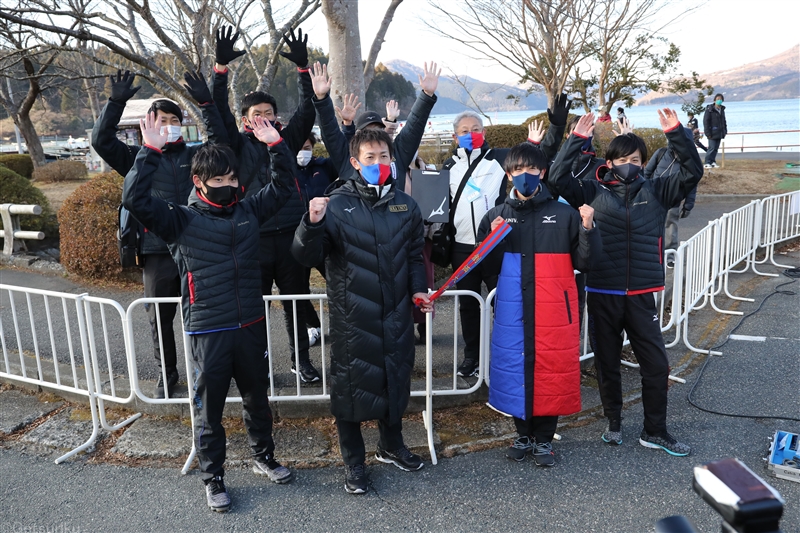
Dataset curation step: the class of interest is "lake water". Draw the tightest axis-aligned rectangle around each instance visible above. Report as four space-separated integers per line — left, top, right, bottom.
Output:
425 98 800 152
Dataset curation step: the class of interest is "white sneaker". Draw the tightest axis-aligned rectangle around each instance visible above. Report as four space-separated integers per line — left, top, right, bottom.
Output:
703 164 711 169
307 327 321 346
711 162 718 168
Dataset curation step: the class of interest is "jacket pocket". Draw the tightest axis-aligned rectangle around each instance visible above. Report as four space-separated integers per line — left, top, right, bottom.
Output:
188 272 196 304
564 290 572 324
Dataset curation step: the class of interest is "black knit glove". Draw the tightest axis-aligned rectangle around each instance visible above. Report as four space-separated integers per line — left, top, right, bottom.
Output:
108 70 141 103
548 93 571 127
183 71 212 104
680 207 691 219
278 28 308 68
215 25 246 66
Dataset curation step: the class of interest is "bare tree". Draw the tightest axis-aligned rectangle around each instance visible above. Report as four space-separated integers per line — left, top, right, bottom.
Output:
322 0 404 108
426 0 597 109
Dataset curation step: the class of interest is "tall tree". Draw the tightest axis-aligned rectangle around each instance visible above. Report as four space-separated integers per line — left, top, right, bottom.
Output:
322 0 404 107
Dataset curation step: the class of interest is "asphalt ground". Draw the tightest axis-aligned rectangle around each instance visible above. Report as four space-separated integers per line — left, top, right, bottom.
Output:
1 194 799 532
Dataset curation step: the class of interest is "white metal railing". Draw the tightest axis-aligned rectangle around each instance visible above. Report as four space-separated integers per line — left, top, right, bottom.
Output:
758 191 800 270
1 204 45 256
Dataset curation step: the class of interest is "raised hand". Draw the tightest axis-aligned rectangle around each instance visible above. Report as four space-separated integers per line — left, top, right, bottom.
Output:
419 61 441 96
574 113 595 138
279 27 309 68
547 93 571 127
385 100 400 122
215 25 246 66
335 93 361 125
139 111 168 150
578 204 594 229
612 117 635 136
527 120 545 143
109 69 141 103
251 116 280 145
657 108 680 131
310 62 332 100
309 197 329 224
182 71 211 104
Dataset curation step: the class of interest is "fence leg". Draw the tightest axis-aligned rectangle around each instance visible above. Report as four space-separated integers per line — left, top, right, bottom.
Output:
182 331 197 475
423 311 437 466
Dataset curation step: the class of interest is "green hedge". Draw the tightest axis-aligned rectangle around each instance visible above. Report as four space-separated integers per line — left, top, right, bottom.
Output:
0 166 55 233
0 154 34 179
58 171 124 279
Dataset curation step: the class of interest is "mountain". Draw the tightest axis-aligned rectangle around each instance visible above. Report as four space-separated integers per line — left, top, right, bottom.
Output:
384 59 549 114
637 45 800 105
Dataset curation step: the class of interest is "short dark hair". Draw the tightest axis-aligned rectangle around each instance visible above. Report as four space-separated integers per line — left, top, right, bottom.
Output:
714 93 724 102
349 128 394 160
503 142 548 174
241 91 278 117
148 99 183 123
617 107 625 113
191 143 238 183
307 131 317 147
605 133 648 163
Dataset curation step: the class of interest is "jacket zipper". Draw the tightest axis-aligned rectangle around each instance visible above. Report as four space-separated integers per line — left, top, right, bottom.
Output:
229 219 242 326
625 184 631 291
168 152 180 201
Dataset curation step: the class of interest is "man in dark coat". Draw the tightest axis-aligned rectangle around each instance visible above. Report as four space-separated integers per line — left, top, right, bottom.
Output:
702 93 727 168
292 62 436 495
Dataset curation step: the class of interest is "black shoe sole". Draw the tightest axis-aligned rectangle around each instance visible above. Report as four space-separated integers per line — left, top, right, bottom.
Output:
290 367 321 383
506 453 528 462
375 453 424 472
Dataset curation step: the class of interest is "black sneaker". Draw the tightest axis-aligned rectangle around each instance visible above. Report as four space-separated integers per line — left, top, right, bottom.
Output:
639 430 691 456
253 455 293 484
601 418 623 445
155 369 179 399
204 476 231 513
506 435 533 462
532 440 555 467
456 358 479 377
375 446 424 471
415 323 426 345
291 359 321 383
344 463 368 494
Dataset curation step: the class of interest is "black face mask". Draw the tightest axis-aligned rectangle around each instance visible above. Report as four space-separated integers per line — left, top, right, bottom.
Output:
201 185 238 206
611 163 640 183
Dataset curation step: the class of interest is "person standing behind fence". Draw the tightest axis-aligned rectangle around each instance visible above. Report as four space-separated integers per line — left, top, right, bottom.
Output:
443 95 570 379
644 126 703 267
550 109 702 457
91 70 227 399
123 113 296 513
702 93 727 168
478 142 600 467
292 62 435 495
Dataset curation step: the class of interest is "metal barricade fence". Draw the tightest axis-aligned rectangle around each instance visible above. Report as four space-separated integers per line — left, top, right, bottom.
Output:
710 200 760 314
0 284 140 463
759 190 800 269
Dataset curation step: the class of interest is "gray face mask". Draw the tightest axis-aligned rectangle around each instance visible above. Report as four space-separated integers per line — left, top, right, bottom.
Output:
160 125 182 143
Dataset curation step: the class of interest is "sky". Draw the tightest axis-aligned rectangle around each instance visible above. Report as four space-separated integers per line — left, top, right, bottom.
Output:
295 0 800 86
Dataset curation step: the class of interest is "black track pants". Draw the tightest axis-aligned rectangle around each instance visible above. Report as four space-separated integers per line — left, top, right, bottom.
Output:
143 253 180 371
190 324 274 481
513 415 559 444
336 418 404 466
587 291 669 435
452 243 498 361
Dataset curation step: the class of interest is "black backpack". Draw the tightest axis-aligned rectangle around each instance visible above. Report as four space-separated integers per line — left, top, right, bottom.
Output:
117 205 142 268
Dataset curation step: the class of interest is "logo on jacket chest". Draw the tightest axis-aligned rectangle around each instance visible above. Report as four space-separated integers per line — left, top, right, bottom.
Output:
542 215 557 224
237 220 250 227
505 218 518 224
389 204 408 212
632 201 648 206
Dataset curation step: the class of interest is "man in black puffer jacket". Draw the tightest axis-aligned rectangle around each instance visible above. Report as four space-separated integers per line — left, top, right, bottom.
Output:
91 70 227 399
702 93 727 168
292 66 434 495
551 109 702 458
123 114 296 512
210 26 320 382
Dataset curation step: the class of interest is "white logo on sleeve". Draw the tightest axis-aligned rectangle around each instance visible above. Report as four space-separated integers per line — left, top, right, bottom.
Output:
653 314 659 322
542 215 557 224
344 207 356 213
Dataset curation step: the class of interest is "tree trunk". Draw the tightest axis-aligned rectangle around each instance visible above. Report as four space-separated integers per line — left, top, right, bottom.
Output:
15 112 46 168
322 0 365 109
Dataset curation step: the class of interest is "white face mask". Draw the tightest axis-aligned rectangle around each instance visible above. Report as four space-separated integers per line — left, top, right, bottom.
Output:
160 125 182 143
296 150 312 167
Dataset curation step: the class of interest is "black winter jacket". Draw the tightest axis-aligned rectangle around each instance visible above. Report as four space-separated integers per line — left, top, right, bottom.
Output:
122 140 295 334
211 68 315 236
298 156 338 200
291 179 427 424
550 125 702 294
314 90 437 192
702 103 727 140
91 98 226 255
644 127 702 212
